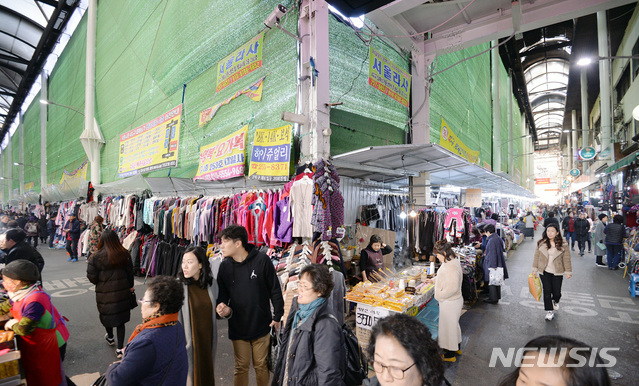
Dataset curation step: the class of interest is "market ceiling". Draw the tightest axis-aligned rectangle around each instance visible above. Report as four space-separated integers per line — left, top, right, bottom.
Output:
334 0 637 151
0 0 78 145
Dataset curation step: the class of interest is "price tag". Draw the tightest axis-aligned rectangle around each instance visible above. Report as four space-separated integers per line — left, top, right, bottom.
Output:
356 304 390 330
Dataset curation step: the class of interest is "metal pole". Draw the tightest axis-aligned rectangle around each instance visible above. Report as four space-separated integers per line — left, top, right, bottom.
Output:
567 116 573 171
85 0 99 183
598 11 613 162
7 134 11 201
40 72 47 191
571 110 578 171
18 114 23 197
507 71 513 176
491 40 501 173
410 37 432 206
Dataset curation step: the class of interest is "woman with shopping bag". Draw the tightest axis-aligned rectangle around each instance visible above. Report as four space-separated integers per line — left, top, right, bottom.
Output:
483 224 509 304
531 223 572 321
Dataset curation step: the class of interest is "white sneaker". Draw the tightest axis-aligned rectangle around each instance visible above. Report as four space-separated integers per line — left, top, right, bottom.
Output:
545 311 554 321
552 301 559 311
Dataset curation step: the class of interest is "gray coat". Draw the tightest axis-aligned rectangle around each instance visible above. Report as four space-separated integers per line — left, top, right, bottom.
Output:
594 221 607 256
178 281 218 386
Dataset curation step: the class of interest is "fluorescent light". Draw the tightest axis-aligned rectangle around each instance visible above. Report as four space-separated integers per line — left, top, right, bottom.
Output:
39 99 49 104
409 210 417 218
576 58 592 66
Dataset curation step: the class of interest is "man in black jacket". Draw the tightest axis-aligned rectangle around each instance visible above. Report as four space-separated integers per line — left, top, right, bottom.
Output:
574 212 591 256
543 212 560 229
64 214 81 262
216 225 284 386
0 228 44 279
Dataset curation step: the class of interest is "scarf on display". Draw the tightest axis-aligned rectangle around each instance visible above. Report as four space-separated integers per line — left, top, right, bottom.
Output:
8 284 39 303
128 312 179 344
291 297 326 330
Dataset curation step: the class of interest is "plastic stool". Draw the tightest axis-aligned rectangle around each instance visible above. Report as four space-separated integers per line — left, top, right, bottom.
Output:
629 274 639 297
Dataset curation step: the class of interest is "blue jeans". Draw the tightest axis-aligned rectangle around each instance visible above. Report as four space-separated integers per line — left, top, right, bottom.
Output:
606 244 623 269
564 231 575 248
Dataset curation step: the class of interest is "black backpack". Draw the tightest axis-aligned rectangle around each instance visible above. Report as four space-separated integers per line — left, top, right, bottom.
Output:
317 314 368 386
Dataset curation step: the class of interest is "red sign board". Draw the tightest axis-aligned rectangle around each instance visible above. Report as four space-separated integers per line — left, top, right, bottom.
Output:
535 178 551 184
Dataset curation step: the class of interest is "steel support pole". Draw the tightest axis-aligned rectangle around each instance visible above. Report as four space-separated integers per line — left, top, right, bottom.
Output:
491 41 501 173
40 72 47 191
507 71 513 176
598 11 613 162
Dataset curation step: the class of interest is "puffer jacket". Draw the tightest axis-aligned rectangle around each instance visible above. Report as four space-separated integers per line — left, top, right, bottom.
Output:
532 239 572 276
574 218 590 237
604 223 625 245
87 249 134 328
272 298 345 386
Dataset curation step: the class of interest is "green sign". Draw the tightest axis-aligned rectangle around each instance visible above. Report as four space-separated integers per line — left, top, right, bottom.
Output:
580 147 596 161
569 168 581 177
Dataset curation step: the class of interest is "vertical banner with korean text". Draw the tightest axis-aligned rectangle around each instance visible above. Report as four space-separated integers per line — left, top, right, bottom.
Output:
118 105 181 178
216 33 263 93
248 125 292 181
368 47 411 107
195 126 247 181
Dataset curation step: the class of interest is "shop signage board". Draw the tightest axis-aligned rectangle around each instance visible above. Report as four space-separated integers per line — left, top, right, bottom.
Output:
24 182 34 191
598 148 611 160
356 304 390 330
199 76 265 127
545 189 560 191
465 188 482 207
569 168 581 177
195 126 247 181
118 105 181 178
248 124 292 181
580 147 596 161
216 33 263 93
61 159 89 187
500 198 509 208
439 118 480 164
368 47 411 107
535 178 551 184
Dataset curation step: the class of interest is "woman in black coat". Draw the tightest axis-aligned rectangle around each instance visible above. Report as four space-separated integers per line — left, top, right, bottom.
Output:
87 229 134 359
272 264 345 386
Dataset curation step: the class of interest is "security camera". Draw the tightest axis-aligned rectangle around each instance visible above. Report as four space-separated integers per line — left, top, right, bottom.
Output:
264 4 287 29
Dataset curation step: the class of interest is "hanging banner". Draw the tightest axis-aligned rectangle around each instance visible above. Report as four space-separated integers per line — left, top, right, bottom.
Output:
60 159 88 189
24 182 34 192
465 188 482 207
195 126 247 181
439 118 480 164
535 178 551 184
248 124 292 181
118 105 182 178
368 47 411 107
199 76 266 127
217 33 263 93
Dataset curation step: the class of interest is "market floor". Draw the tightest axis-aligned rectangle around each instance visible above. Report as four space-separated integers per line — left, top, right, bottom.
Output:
447 228 639 386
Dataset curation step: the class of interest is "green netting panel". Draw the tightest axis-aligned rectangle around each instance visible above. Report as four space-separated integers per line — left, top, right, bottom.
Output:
21 101 41 193
10 134 18 192
329 15 409 155
429 43 492 168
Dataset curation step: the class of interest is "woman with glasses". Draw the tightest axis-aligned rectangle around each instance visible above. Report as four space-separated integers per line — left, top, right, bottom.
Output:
365 313 445 386
271 264 345 385
105 275 188 385
178 246 218 386
87 229 134 359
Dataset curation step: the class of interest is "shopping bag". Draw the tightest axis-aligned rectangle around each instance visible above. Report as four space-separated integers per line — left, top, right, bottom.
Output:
597 242 607 251
488 267 504 286
267 326 281 373
528 274 542 301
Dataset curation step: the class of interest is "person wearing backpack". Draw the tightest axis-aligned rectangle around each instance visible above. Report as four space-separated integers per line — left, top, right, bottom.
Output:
25 217 40 248
272 264 345 385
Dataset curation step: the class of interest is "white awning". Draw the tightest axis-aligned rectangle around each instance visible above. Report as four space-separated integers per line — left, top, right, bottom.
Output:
332 144 536 198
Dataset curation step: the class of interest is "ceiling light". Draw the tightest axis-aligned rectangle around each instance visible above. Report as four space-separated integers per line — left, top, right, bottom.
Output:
576 58 592 66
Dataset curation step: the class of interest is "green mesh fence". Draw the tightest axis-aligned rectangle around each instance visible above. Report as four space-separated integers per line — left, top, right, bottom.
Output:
13 0 529 194
21 101 41 193
329 15 410 155
10 133 18 193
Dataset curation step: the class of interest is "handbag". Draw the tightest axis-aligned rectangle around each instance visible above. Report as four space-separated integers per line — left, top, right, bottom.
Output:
267 326 281 373
488 267 504 286
528 274 542 301
129 290 138 310
92 375 108 386
597 242 607 251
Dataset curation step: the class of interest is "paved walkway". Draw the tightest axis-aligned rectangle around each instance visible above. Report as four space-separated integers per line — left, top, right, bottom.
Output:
448 228 639 385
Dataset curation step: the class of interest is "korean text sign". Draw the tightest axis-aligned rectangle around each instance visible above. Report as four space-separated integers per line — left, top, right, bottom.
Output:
439 117 480 164
216 33 263 93
248 125 292 181
195 126 248 181
118 105 181 178
368 47 411 107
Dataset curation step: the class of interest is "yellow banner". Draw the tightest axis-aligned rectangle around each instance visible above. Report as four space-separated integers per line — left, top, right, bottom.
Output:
439 118 479 164
199 76 265 127
60 159 88 189
195 126 247 181
217 33 263 93
118 105 182 178
24 182 34 191
248 125 292 181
